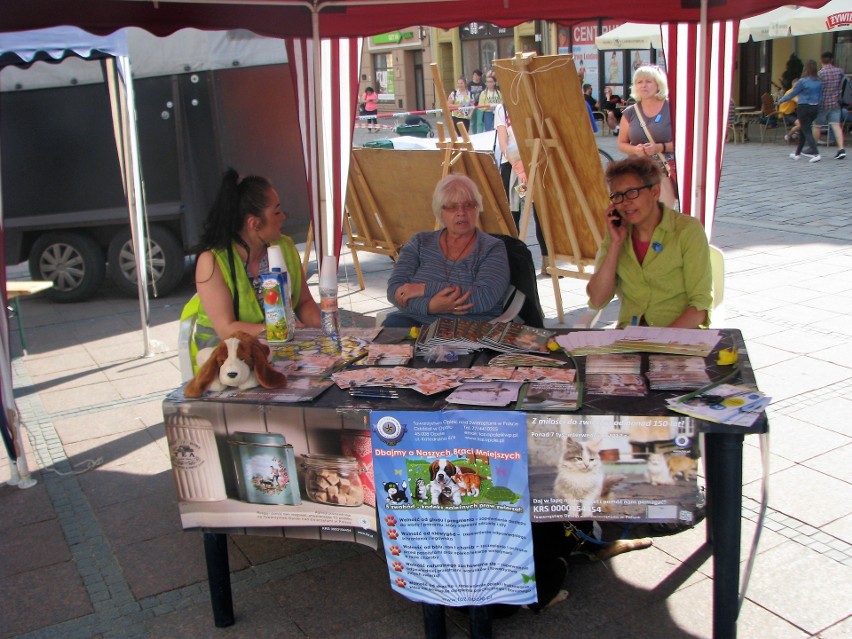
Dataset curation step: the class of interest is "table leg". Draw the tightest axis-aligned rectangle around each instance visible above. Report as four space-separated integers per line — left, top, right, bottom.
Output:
421 604 492 639
704 433 744 639
203 532 235 628
468 605 492 639
422 603 446 639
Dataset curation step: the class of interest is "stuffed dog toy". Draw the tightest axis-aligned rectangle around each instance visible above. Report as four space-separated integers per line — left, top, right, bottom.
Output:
184 331 286 398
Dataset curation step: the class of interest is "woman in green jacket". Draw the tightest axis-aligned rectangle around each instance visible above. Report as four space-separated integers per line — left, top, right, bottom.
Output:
194 169 321 346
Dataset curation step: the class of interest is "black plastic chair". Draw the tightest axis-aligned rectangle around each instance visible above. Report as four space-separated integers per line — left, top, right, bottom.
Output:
489 234 545 328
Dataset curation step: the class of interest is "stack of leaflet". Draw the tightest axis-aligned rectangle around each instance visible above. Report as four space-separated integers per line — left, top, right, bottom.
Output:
586 354 641 374
414 318 493 356
666 384 771 427
646 355 711 390
357 343 414 366
584 353 647 396
557 326 722 357
480 322 556 353
488 353 566 368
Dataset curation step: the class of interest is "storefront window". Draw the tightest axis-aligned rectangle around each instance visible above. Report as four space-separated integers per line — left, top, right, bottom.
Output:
373 53 394 101
460 23 513 78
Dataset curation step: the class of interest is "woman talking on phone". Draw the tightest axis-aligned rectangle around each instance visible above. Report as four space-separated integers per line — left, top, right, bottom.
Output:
586 156 712 329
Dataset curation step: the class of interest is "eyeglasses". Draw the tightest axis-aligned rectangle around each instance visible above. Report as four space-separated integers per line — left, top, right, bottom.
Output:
442 201 478 212
608 183 657 204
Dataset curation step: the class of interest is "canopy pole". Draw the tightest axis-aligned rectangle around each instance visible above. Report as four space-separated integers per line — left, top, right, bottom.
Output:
107 56 153 357
312 3 332 266
693 0 709 224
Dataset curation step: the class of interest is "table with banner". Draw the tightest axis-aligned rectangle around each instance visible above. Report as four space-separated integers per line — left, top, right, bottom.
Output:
162 328 766 639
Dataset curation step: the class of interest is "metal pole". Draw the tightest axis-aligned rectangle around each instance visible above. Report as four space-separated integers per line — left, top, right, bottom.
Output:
116 55 154 357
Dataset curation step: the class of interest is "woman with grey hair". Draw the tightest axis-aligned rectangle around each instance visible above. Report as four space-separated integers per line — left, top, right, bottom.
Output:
384 174 510 328
617 65 678 209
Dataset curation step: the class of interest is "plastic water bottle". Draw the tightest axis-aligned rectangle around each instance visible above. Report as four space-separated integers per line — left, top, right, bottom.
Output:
319 257 341 348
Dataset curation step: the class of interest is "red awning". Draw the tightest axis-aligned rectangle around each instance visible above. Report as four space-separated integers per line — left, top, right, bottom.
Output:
0 0 830 38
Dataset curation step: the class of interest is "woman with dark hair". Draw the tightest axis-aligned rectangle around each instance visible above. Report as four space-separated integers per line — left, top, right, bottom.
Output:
778 60 823 162
193 169 320 347
587 156 712 329
360 86 379 132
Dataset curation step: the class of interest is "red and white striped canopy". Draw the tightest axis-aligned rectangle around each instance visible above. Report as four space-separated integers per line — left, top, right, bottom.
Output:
666 20 739 236
286 37 362 265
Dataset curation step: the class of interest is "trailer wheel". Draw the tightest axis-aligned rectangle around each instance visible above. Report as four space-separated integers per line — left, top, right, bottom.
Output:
107 226 186 297
28 232 106 303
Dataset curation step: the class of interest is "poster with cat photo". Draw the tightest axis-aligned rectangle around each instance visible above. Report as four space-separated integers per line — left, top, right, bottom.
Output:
527 414 700 524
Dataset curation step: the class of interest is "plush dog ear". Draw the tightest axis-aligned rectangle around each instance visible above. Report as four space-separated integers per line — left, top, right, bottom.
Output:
249 337 287 389
184 341 226 398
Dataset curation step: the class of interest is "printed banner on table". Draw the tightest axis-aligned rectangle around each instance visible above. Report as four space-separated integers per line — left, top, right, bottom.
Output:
163 395 379 549
371 410 536 607
527 414 700 524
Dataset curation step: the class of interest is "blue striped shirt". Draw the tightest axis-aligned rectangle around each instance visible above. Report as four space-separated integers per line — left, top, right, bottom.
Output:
387 230 510 325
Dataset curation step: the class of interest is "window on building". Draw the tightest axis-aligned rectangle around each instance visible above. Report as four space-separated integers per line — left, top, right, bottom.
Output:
373 53 394 100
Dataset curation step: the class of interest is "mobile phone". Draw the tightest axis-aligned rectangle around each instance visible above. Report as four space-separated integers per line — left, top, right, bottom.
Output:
610 209 622 227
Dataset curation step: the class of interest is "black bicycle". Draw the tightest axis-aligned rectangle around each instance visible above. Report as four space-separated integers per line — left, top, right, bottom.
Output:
598 147 614 174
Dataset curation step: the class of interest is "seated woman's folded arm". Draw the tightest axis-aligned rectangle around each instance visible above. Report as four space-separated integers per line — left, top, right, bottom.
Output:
464 237 510 313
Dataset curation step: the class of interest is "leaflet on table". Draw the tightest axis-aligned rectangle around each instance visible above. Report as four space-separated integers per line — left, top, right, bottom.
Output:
527 414 700 524
332 365 577 395
371 410 536 607
163 393 379 549
665 384 770 427
557 326 721 357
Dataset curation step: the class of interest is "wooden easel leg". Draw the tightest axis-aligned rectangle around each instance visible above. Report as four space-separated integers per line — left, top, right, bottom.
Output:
344 211 366 290
553 278 566 324
350 244 365 291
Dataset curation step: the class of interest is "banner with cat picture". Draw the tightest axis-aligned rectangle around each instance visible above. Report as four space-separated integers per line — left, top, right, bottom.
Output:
371 410 536 607
527 414 700 524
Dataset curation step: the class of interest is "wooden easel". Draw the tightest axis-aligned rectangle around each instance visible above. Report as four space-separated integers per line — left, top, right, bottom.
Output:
492 53 609 323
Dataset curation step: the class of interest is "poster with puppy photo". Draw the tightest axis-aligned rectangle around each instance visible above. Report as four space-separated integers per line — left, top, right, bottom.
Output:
527 414 700 524
371 410 536 607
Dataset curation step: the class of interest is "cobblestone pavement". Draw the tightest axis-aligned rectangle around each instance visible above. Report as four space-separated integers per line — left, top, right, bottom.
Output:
2 128 850 639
